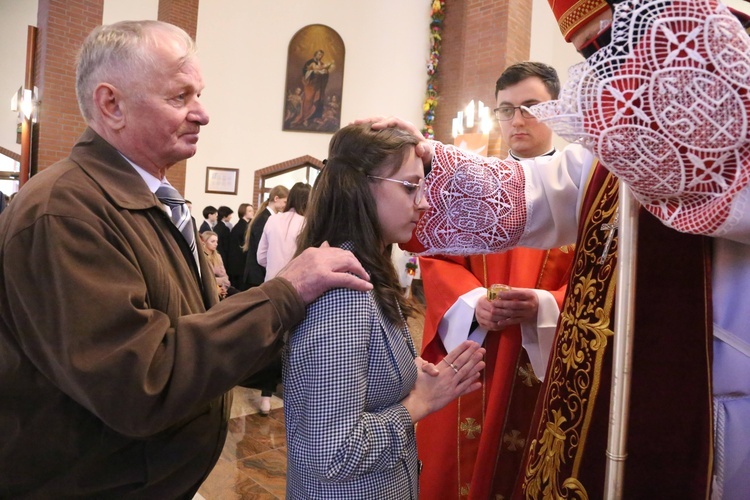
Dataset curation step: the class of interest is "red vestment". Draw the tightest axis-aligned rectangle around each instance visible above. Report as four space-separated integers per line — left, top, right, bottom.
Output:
516 164 713 499
417 248 574 499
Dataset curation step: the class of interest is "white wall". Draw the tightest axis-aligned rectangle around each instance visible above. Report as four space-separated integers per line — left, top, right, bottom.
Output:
0 0 38 156
102 0 158 25
188 0 430 216
724 0 750 14
530 0 582 87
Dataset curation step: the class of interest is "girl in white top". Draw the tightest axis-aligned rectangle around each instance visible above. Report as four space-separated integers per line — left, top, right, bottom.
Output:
257 182 311 280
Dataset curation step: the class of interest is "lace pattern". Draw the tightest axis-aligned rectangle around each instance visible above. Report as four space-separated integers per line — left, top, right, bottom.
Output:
415 142 527 255
531 0 750 236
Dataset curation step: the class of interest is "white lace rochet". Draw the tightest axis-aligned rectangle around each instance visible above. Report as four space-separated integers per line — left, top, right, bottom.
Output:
531 0 750 236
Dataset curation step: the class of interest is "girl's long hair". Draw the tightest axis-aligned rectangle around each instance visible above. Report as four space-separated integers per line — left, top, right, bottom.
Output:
243 184 289 252
296 123 419 326
199 230 221 268
284 182 311 216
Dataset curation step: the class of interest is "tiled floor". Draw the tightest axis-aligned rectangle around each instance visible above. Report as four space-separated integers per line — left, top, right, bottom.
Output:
196 298 425 499
195 387 288 499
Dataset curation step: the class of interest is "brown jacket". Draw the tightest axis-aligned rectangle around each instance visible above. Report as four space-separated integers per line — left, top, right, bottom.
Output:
0 128 305 498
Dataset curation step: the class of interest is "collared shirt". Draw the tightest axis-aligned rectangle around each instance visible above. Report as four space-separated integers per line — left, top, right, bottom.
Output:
120 153 162 194
119 153 200 277
508 147 556 161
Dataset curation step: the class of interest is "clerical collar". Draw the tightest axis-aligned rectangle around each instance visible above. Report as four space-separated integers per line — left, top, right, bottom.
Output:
508 147 556 161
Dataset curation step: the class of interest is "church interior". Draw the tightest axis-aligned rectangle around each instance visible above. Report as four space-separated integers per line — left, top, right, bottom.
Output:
2 0 749 498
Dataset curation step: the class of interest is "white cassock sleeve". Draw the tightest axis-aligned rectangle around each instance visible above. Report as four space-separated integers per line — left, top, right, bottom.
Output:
519 289 559 382
437 286 560 381
437 287 487 353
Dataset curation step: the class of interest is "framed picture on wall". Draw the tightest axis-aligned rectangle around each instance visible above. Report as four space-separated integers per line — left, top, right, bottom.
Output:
205 167 239 195
282 24 345 133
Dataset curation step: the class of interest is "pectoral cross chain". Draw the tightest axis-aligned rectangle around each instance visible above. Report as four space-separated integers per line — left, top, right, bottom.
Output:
598 209 619 264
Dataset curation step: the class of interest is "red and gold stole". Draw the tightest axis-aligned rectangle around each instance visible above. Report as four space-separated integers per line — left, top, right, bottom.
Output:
516 161 713 499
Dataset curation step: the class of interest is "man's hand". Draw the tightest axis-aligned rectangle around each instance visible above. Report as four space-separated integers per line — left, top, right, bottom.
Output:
475 288 539 330
277 242 372 304
352 116 433 165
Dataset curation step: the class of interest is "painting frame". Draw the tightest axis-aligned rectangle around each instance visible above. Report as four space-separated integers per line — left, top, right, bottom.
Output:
282 24 345 134
205 167 239 195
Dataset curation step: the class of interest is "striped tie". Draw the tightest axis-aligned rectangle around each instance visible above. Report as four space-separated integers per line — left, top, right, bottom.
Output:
155 182 200 269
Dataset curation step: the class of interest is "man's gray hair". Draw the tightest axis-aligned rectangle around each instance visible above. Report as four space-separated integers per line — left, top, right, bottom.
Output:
76 20 196 122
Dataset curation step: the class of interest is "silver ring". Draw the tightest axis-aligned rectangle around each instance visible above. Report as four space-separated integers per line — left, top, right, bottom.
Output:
442 358 460 373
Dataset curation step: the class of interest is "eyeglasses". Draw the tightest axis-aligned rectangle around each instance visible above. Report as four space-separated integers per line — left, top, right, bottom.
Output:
493 105 536 121
367 175 425 205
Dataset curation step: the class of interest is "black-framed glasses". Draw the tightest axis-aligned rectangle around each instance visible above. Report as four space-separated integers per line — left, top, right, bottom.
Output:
493 105 536 121
367 175 425 205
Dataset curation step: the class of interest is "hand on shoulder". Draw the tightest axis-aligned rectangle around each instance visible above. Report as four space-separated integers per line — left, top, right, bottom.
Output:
276 241 372 304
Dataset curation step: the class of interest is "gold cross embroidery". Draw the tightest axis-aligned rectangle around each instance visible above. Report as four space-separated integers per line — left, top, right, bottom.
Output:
599 208 619 264
503 429 526 451
459 417 481 439
518 362 539 387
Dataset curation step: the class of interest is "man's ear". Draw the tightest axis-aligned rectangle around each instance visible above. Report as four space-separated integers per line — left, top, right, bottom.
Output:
93 83 125 130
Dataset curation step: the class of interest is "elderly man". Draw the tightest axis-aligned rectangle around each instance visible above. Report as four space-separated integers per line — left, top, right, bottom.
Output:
0 20 370 498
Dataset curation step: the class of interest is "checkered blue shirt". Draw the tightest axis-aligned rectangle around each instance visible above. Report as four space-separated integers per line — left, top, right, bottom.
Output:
284 271 419 499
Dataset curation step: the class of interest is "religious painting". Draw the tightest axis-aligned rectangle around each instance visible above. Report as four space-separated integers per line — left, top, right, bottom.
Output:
282 24 345 133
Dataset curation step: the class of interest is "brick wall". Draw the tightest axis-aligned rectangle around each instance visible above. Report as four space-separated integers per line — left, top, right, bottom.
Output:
435 0 532 158
34 0 102 172
158 0 199 39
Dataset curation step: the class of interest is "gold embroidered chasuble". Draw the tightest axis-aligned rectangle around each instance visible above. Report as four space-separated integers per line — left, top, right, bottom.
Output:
517 162 713 499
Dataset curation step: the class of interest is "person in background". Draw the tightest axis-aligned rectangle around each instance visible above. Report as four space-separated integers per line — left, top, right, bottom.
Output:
257 183 311 280
250 182 311 415
416 61 575 499
200 230 234 298
285 123 486 499
199 204 217 233
227 202 254 289
242 184 288 288
0 20 371 498
218 204 234 231
215 205 233 262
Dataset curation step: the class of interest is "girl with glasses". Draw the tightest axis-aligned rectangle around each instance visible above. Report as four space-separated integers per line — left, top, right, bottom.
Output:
284 123 486 499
